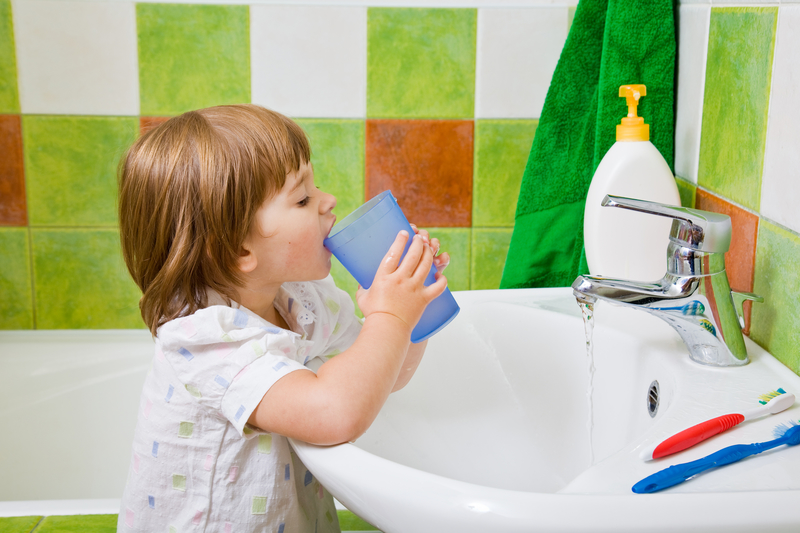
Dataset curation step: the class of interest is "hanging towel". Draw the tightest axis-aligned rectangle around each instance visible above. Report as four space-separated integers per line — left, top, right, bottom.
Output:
500 0 676 289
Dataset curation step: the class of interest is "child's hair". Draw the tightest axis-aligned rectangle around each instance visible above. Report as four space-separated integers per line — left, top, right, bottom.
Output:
118 104 311 335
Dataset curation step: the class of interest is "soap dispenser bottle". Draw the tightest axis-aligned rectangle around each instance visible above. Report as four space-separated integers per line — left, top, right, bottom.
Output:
583 84 681 281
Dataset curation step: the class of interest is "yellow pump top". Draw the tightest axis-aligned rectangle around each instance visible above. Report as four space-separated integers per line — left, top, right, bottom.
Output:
616 84 649 142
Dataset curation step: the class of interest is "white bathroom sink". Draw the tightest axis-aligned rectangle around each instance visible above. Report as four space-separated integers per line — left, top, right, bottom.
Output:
290 288 800 533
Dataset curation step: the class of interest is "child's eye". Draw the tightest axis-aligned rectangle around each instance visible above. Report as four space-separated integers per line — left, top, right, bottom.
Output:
297 196 310 207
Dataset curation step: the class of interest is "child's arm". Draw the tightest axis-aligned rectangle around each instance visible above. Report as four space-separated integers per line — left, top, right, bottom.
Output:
248 231 446 446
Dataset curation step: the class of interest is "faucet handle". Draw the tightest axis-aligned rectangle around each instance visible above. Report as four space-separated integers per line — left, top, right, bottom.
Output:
602 195 732 253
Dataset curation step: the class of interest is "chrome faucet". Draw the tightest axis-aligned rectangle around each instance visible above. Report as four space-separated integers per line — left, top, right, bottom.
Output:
572 195 763 367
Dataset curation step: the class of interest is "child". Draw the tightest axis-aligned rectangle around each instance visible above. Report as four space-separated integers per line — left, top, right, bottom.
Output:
116 104 449 533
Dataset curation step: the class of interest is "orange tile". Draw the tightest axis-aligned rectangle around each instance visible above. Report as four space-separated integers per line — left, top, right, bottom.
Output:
0 115 27 226
695 189 759 334
366 119 473 227
140 116 171 136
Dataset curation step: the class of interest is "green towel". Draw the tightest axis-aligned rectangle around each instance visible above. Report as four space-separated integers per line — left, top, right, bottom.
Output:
500 0 676 289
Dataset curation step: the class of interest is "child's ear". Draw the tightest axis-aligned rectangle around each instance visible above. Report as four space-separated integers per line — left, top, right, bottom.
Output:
237 243 258 273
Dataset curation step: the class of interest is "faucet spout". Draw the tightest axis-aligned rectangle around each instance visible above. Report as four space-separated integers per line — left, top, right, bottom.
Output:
573 195 761 367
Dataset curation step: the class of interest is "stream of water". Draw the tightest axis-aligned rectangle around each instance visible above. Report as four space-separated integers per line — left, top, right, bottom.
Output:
577 297 596 465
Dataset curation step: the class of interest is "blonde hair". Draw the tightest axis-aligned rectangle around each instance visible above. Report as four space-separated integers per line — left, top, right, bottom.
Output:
118 104 311 335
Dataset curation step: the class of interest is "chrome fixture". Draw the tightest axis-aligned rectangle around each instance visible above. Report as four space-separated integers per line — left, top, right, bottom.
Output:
572 195 763 367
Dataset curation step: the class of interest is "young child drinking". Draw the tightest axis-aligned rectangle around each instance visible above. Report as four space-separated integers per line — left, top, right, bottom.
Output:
116 104 449 533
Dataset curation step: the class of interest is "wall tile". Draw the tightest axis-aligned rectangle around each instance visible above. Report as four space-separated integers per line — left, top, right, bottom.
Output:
760 5 800 236
423 227 470 292
750 221 800 375
0 0 19 113
31 229 142 329
675 177 697 208
139 116 171 136
473 119 537 227
13 0 139 116
0 227 33 329
295 119 365 221
471 228 512 290
694 189 758 333
137 4 250 116
251 6 366 118
366 119 473 227
674 4 710 184
475 8 567 119
697 7 777 211
367 8 476 119
23 115 138 227
0 114 26 225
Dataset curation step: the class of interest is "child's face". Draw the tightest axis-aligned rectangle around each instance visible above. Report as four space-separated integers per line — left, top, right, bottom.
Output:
241 162 337 285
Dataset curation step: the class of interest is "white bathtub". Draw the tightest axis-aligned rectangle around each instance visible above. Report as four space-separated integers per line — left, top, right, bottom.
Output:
0 330 154 516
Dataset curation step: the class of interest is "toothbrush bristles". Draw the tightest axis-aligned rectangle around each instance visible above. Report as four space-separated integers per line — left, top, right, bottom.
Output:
758 388 787 405
773 419 800 438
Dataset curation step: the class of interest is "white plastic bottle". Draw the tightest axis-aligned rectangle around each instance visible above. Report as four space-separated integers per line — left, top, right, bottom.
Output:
583 84 681 282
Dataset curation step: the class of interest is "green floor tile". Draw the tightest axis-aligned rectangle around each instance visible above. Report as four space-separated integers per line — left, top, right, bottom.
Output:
697 7 777 212
367 8 476 118
473 120 538 227
31 229 143 329
0 0 19 113
338 509 378 531
0 515 42 533
31 514 116 533
23 116 138 227
471 228 513 290
423 227 470 292
295 119 365 220
0 228 34 329
750 221 800 376
137 3 250 116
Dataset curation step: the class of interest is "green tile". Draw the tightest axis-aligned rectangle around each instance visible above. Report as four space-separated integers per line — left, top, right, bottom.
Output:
137 4 250 116
675 177 696 208
31 229 142 329
473 120 537 227
23 116 138 227
0 0 19 113
471 228 512 291
750 221 800 376
0 228 33 329
423 227 470 292
367 8 476 118
295 119 365 220
337 509 377 531
697 7 777 212
32 514 116 533
0 515 41 533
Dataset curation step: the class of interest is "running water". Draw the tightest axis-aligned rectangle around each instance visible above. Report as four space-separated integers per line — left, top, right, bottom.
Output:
576 296 596 465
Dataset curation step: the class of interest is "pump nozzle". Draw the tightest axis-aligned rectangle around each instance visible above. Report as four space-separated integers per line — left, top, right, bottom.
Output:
617 84 649 142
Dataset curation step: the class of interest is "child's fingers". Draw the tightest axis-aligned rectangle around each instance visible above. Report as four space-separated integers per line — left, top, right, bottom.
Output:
378 231 410 274
424 272 448 300
411 240 435 283
397 233 425 276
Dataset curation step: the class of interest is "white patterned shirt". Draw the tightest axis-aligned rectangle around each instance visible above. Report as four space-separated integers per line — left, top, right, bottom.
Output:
118 276 362 533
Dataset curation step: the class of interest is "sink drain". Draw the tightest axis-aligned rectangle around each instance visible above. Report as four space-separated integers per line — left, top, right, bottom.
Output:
647 381 660 418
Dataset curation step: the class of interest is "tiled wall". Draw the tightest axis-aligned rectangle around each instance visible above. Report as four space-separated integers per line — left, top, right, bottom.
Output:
674 2 800 376
1 0 798 382
0 0 570 330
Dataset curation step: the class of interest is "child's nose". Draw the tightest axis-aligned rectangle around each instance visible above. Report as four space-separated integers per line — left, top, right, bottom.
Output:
321 191 337 213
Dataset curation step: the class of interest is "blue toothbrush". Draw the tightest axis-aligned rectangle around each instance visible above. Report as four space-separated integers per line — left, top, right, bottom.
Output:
633 420 800 494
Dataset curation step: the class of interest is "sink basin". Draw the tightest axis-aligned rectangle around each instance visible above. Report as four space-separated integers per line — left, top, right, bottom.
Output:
290 288 800 532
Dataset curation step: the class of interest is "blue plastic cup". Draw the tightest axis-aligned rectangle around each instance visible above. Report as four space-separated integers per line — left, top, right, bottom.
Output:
324 190 460 343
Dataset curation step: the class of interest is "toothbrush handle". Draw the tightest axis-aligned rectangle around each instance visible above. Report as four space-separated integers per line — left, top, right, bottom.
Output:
633 439 784 494
651 414 745 459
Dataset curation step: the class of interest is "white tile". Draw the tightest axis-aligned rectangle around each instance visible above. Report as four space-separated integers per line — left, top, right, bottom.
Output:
674 4 710 184
251 5 366 118
761 6 800 234
12 0 139 116
475 7 568 119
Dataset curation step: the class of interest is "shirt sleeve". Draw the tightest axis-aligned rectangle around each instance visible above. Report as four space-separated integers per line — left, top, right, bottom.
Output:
158 305 310 435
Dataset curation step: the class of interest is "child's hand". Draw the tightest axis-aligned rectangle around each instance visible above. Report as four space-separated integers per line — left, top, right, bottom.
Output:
356 230 447 332
410 223 450 274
